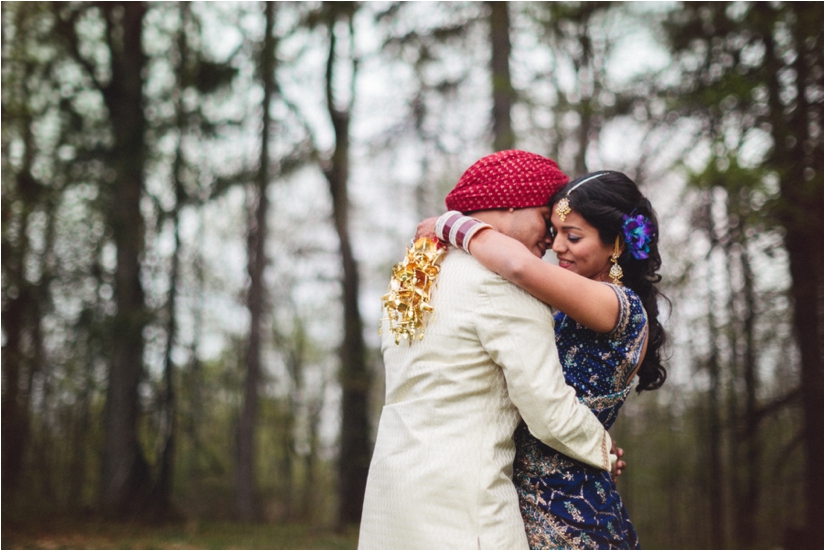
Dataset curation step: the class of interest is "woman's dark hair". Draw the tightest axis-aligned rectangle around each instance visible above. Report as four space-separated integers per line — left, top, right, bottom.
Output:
550 171 668 392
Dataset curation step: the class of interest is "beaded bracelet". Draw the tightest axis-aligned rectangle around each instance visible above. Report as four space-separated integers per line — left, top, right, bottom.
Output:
435 211 492 253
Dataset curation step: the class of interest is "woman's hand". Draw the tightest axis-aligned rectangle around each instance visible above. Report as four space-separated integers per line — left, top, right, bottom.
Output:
415 217 439 241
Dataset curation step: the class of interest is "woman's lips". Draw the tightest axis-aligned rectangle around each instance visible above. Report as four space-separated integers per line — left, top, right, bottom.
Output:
557 259 573 268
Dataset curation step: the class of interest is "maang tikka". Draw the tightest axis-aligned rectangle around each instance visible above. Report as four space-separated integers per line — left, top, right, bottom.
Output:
555 173 606 222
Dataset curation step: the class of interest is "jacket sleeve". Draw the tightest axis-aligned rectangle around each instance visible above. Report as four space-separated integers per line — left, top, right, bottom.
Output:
475 274 613 471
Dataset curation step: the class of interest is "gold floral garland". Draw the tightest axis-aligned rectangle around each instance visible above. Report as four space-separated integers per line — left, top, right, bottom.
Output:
380 237 445 345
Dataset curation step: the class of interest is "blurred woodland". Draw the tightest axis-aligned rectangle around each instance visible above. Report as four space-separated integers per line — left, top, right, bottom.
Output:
1 2 822 549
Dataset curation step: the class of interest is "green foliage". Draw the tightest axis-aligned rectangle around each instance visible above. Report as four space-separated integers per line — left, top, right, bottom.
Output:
612 385 806 549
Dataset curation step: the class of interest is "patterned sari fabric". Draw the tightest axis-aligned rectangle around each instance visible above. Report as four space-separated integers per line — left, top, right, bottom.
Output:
514 285 647 550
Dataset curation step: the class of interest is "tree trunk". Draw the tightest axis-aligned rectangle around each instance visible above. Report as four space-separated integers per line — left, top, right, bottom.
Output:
737 241 760 547
701 192 726 548
321 5 372 527
784 9 824 546
571 16 598 177
236 0 275 522
1 281 32 504
99 1 151 517
150 1 194 518
153 114 183 520
186 211 207 478
1 81 41 505
1 218 33 504
276 314 308 520
760 5 824 545
68 377 91 507
488 1 514 152
303 386 323 521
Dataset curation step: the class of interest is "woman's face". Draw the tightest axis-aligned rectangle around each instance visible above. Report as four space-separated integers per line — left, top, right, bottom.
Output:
549 206 615 282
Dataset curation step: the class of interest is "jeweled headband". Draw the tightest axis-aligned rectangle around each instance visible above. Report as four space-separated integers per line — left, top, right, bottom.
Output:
554 172 610 222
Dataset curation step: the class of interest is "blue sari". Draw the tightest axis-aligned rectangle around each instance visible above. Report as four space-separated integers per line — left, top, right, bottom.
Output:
514 284 646 549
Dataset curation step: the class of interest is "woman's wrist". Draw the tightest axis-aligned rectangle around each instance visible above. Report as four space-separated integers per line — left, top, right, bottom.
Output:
465 224 492 254
435 211 492 253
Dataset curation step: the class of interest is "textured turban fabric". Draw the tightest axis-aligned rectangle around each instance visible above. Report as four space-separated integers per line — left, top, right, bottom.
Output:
445 150 569 213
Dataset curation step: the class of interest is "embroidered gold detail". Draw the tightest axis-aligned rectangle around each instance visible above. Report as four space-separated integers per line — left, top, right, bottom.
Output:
601 431 610 471
581 386 632 412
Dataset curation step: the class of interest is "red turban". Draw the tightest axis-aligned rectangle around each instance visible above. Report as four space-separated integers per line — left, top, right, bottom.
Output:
445 150 569 213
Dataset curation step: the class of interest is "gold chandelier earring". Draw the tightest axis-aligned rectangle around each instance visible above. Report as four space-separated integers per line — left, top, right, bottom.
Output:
609 236 624 285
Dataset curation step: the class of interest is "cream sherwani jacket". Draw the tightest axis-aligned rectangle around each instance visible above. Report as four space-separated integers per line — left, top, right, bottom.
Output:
359 252 612 550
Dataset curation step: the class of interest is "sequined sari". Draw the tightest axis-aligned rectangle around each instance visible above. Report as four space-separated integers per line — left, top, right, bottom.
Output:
515 284 646 549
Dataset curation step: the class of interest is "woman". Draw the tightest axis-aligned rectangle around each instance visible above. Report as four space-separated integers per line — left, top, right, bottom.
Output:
421 170 667 549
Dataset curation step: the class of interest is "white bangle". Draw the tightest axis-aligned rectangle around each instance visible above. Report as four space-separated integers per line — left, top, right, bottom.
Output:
447 217 472 248
435 211 464 244
460 221 492 253
436 211 491 253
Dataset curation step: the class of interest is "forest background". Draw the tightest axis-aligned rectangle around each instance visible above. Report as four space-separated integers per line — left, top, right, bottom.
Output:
2 2 822 549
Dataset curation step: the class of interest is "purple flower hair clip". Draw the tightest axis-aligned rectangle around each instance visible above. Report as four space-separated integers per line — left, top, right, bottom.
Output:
622 213 655 260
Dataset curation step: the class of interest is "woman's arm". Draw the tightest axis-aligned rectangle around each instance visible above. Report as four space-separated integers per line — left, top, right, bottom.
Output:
415 215 620 332
468 229 620 333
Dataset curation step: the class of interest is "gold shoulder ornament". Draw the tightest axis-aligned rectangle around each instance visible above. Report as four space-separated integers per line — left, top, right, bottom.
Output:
380 237 445 345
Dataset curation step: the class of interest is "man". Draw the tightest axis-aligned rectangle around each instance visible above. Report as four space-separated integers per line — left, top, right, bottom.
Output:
359 150 616 549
